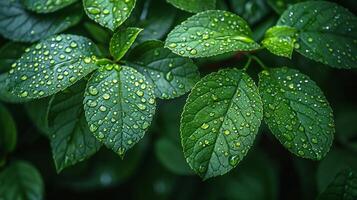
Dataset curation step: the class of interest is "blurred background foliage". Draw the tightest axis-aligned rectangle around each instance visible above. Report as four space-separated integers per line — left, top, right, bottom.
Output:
0 0 356 199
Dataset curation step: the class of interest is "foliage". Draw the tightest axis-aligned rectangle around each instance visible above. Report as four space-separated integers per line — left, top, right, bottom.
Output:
0 0 356 199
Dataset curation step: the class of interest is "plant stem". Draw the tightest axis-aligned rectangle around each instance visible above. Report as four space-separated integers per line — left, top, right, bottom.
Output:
249 55 268 70
243 56 252 71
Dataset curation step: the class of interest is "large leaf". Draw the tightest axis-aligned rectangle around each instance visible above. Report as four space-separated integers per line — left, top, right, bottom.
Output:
0 104 17 156
181 68 263 179
7 34 100 99
277 1 357 69
165 10 260 58
317 169 357 200
0 0 82 42
110 27 142 61
25 97 51 136
23 0 77 13
166 0 216 13
127 41 200 99
48 82 102 172
83 0 136 31
0 161 44 200
0 42 28 73
84 64 156 157
258 67 334 160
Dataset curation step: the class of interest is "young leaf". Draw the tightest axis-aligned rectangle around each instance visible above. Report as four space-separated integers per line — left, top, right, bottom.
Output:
127 41 200 99
180 69 263 179
0 104 17 156
83 64 156 157
165 10 260 58
110 27 143 61
23 0 77 13
83 0 136 31
166 0 216 13
0 0 82 42
48 82 102 172
262 26 298 58
7 34 100 99
258 67 335 160
317 169 357 200
277 1 357 69
0 161 44 200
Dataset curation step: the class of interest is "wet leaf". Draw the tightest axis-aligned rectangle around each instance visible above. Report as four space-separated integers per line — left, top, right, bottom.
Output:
110 27 142 61
83 0 136 31
48 82 102 172
23 0 77 13
258 67 335 160
166 0 216 13
127 41 200 99
262 26 298 58
8 34 100 99
0 0 82 42
0 161 44 200
165 10 260 58
83 64 156 157
181 69 263 179
277 1 357 69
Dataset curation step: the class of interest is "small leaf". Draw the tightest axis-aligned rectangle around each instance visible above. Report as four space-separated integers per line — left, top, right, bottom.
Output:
262 25 298 58
0 0 82 42
258 67 335 160
317 169 357 200
165 10 260 58
23 0 77 13
166 0 216 13
0 104 17 156
0 161 44 200
277 1 357 69
8 34 100 99
181 69 263 179
48 82 102 172
127 41 200 99
83 64 156 157
155 137 193 175
110 27 143 61
83 0 136 31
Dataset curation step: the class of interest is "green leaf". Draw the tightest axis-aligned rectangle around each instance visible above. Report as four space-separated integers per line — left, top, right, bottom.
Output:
258 67 335 160
110 27 142 61
166 0 216 13
165 10 260 58
23 0 77 13
180 69 263 179
277 1 357 69
0 161 44 200
262 26 298 58
0 0 82 42
0 104 17 156
317 169 357 200
84 22 111 44
8 34 100 99
83 64 156 157
83 0 136 31
155 137 193 175
127 41 200 99
48 82 102 172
